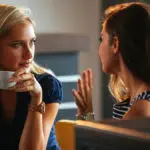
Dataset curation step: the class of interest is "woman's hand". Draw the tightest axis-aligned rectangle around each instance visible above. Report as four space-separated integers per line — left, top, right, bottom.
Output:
8 68 42 104
72 68 93 115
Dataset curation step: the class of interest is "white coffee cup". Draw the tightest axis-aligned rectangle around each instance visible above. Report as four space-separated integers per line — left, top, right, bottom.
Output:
0 71 16 89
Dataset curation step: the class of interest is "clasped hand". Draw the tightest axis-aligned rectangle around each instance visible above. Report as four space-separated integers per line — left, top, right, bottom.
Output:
8 68 42 103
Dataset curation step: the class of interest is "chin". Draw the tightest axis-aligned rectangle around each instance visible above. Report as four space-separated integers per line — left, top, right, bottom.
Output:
102 66 113 75
1 68 16 72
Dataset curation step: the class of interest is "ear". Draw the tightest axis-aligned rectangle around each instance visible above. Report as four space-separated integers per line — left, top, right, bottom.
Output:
111 36 119 54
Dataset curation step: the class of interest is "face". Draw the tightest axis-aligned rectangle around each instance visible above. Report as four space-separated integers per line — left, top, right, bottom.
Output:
0 21 36 71
99 28 119 74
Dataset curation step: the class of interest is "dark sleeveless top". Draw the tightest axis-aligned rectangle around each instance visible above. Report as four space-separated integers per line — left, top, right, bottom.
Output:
0 73 63 150
112 91 150 120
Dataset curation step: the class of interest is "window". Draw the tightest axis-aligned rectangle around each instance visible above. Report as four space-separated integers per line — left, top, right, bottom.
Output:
35 52 80 121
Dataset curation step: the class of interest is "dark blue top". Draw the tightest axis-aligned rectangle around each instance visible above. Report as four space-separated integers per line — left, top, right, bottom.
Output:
0 73 63 150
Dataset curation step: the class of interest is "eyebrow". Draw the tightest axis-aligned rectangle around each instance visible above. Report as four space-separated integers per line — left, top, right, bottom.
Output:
10 37 37 43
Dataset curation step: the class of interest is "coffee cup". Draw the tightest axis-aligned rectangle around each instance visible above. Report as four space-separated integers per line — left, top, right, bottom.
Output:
0 71 16 89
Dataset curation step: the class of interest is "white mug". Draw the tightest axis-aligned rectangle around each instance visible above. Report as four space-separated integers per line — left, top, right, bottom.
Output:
0 71 16 89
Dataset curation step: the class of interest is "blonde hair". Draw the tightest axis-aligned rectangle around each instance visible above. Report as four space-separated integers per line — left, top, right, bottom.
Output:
31 61 55 75
0 4 54 75
0 4 35 36
108 75 130 102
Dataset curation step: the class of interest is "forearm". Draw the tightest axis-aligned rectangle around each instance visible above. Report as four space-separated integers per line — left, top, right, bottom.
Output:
19 98 45 150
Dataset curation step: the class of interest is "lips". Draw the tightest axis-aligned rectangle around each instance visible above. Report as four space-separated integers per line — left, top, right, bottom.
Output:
20 62 31 68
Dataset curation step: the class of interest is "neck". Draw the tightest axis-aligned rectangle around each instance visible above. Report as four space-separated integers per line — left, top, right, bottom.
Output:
118 66 150 103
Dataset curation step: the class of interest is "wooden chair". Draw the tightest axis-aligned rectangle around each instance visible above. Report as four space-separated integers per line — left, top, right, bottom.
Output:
55 120 76 150
55 118 150 150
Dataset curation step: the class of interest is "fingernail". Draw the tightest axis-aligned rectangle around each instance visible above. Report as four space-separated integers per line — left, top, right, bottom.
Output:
8 78 13 82
25 68 30 73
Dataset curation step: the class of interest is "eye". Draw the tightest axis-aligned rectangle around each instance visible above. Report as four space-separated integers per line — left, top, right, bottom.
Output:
99 36 102 42
32 38 36 43
30 38 36 47
10 42 22 48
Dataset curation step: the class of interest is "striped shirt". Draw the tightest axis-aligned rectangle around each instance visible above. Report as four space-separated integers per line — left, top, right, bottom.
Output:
112 91 150 120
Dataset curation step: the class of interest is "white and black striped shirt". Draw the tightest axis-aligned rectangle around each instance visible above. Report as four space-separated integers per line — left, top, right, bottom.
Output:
112 91 150 120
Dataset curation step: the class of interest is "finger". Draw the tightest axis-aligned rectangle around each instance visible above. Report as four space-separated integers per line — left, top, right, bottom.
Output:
77 79 87 107
87 68 93 89
82 71 88 89
15 79 34 88
14 68 28 76
9 73 34 83
77 78 80 91
85 69 93 107
12 85 33 92
83 71 90 100
78 79 85 99
72 89 87 110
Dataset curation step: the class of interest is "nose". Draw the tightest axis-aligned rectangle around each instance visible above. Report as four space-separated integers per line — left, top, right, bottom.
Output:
98 44 101 57
23 47 33 60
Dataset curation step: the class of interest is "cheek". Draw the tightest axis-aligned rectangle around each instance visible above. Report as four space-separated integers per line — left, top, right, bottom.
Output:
4 51 23 65
98 44 102 57
32 48 35 57
98 43 105 61
0 54 20 70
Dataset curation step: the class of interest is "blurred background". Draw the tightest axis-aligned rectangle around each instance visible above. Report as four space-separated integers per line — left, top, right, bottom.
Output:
1 0 150 121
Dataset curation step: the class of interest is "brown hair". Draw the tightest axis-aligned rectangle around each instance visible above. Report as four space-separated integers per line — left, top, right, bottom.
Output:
104 2 150 101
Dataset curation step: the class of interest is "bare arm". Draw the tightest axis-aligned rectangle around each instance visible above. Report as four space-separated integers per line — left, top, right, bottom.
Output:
8 68 61 150
19 100 59 150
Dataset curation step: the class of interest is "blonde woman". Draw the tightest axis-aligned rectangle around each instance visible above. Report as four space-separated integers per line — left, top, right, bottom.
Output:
0 4 62 150
73 2 150 120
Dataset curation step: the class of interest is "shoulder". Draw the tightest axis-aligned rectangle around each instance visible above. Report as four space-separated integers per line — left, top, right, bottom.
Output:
124 100 150 119
34 73 63 104
34 73 60 83
34 73 62 88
